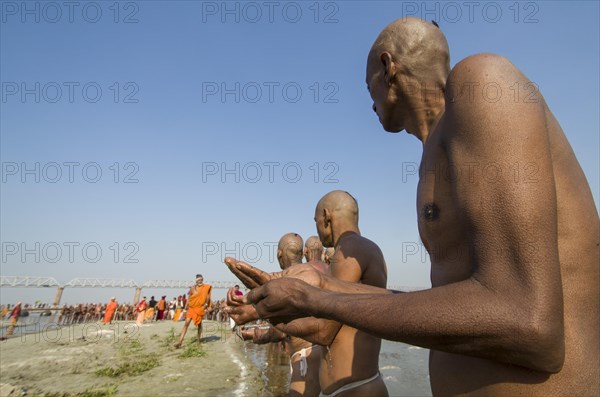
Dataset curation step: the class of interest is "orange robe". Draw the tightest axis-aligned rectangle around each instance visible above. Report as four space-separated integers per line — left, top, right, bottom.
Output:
145 307 155 320
103 301 118 324
173 307 182 322
186 284 212 326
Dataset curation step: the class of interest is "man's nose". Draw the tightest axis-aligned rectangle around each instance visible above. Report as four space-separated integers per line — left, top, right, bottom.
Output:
372 104 377 113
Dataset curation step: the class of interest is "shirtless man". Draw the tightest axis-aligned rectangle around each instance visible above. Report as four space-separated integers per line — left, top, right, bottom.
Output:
241 17 599 396
226 191 389 396
304 236 328 273
324 248 334 267
241 233 322 397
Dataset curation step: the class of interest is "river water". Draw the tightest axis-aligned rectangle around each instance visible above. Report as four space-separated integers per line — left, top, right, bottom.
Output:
243 338 432 397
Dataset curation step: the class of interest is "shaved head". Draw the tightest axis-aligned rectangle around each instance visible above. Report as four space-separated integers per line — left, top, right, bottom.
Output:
366 17 450 133
277 232 304 269
316 190 359 224
368 17 450 86
304 235 324 262
315 191 360 247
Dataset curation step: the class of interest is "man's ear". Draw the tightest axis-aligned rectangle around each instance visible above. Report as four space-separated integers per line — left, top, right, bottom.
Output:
277 249 282 260
380 52 396 86
324 208 332 226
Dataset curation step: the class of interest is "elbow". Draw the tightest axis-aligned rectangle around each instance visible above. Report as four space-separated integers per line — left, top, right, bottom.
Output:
521 318 565 373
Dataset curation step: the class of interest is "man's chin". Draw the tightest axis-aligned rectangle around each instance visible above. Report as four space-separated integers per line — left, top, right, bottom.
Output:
382 124 403 133
379 118 402 133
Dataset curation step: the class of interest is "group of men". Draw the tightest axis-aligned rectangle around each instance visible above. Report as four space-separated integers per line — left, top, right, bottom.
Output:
226 192 391 396
221 16 599 397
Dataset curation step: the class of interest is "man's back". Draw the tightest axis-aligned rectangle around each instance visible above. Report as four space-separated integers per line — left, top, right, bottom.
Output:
320 233 388 395
420 53 599 396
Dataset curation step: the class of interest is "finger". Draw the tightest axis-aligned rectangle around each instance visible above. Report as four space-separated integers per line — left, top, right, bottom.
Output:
224 257 258 288
235 261 272 286
226 288 244 306
245 285 267 305
254 328 274 344
232 294 245 304
224 257 237 269
224 257 259 289
240 329 255 341
226 305 259 325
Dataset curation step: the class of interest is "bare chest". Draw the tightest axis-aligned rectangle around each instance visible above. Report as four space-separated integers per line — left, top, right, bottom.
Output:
417 138 470 284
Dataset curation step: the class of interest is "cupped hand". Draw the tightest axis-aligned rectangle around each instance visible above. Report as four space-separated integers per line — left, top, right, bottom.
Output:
224 303 260 325
224 257 281 289
246 277 315 320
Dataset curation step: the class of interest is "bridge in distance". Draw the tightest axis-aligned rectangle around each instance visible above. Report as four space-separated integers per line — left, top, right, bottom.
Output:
0 276 422 305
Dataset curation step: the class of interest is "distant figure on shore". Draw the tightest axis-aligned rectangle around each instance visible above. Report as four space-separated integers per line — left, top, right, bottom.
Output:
103 297 118 325
173 296 183 322
146 296 157 322
168 297 176 320
135 297 147 326
4 302 22 338
174 274 212 348
229 285 244 330
156 296 167 320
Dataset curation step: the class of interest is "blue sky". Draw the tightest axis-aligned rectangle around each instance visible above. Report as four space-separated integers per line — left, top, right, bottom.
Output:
1 0 599 305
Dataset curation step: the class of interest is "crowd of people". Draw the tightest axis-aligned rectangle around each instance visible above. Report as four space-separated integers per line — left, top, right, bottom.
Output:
0 294 237 329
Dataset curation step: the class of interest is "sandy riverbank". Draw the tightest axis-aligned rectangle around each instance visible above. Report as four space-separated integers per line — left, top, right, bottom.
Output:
0 320 281 397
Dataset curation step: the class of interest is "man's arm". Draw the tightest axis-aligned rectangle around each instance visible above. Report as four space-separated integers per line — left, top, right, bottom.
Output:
241 325 287 344
250 55 565 373
274 243 389 345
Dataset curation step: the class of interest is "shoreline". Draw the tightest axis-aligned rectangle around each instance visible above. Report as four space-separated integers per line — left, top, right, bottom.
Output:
0 320 279 397
0 320 431 396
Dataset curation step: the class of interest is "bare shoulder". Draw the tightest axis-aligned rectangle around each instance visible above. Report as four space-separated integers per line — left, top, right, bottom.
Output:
443 53 547 145
340 234 382 256
447 52 532 92
338 234 385 270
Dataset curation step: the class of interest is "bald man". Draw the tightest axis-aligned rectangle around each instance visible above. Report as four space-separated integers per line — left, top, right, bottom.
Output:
304 236 328 273
226 192 389 396
323 248 334 267
310 191 388 397
244 17 599 396
241 233 323 397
